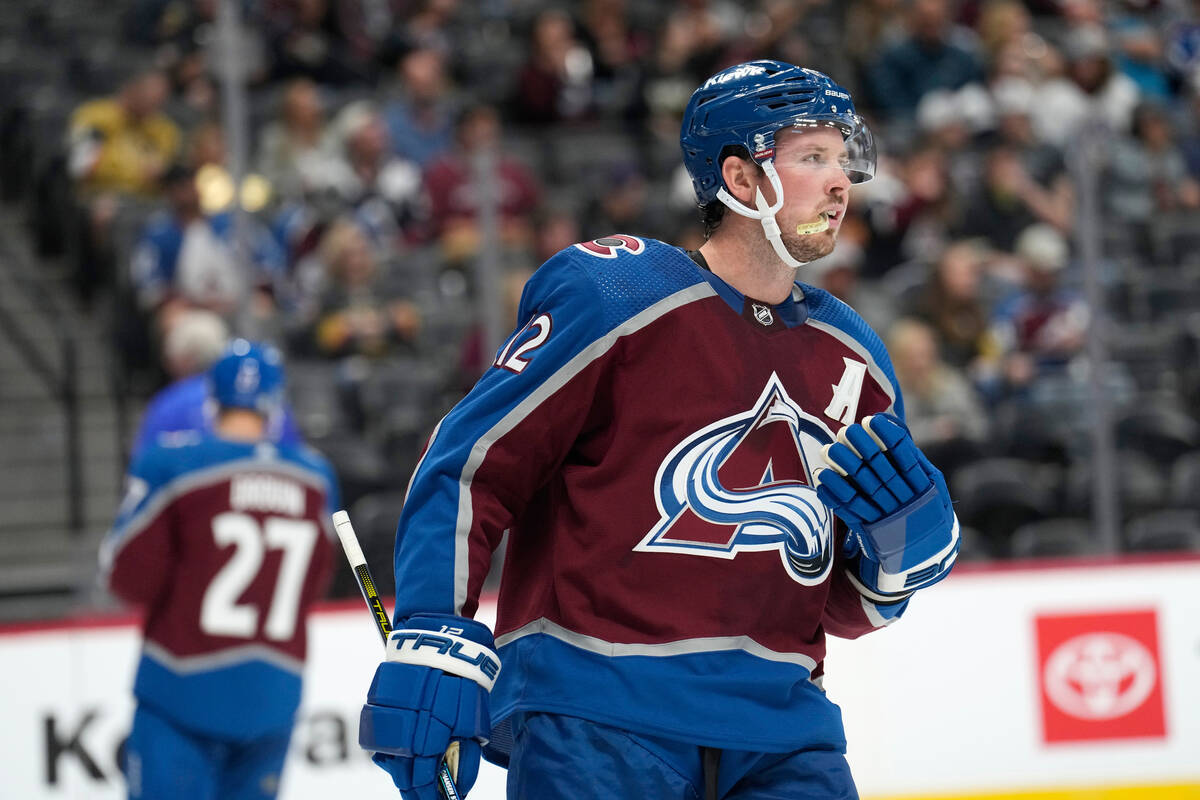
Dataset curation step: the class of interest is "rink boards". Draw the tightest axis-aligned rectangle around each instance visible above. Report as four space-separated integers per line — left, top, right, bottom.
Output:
2 554 1199 799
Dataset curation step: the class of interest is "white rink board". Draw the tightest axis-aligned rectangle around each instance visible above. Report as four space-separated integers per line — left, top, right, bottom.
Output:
0 604 509 800
3 558 1199 799
825 557 1200 795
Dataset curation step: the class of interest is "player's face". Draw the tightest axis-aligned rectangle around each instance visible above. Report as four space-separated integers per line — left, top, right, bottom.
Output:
769 126 852 263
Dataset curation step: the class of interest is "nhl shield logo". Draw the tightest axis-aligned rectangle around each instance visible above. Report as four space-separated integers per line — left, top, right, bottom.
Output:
752 303 774 326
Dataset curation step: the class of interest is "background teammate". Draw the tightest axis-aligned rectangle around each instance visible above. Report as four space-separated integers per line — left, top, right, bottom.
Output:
100 340 340 800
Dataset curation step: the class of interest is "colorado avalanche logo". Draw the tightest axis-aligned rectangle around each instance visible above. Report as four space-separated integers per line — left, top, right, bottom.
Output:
574 235 644 259
635 373 836 585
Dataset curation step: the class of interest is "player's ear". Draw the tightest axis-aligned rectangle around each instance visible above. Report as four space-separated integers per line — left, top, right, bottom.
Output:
720 153 759 205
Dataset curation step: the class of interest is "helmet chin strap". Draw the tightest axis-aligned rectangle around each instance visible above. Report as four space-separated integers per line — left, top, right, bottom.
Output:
714 159 806 269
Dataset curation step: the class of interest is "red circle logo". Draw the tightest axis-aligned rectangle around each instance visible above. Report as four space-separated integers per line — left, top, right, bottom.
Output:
1043 632 1157 720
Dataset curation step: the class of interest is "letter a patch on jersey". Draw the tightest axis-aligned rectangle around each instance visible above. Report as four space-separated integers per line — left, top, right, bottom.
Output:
824 357 867 425
635 374 835 586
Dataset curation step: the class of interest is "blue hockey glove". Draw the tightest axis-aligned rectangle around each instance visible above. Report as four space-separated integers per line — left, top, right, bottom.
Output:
813 414 959 601
360 613 500 800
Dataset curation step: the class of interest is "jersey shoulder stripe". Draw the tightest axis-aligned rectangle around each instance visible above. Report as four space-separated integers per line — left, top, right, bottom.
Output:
397 240 716 618
546 236 707 334
103 442 336 569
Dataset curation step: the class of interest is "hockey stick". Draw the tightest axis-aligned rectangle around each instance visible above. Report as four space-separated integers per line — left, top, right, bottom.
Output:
332 510 462 800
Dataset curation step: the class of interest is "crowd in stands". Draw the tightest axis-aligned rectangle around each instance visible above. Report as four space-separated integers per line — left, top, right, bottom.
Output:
6 0 1200 577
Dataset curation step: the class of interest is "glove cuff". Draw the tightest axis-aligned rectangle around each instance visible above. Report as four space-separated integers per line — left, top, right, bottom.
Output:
849 513 960 601
387 614 501 691
861 483 953 573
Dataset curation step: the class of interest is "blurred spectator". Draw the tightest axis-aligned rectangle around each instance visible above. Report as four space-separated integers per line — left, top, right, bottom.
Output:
1180 83 1200 181
130 164 286 325
989 78 1074 230
914 84 994 194
864 0 985 121
975 0 1033 64
1104 101 1200 229
424 105 542 261
671 0 746 61
68 68 180 197
186 120 229 173
990 223 1087 391
132 309 302 458
255 78 340 202
986 31 1061 87
328 102 427 248
124 0 216 48
1112 17 1173 101
534 209 582 264
805 240 895 335
581 163 672 242
577 0 649 121
1031 24 1141 148
1164 13 1200 88
887 316 989 474
858 145 956 274
845 0 909 74
401 0 462 54
955 140 1069 252
164 45 220 131
66 68 183 304
906 239 1001 373
291 219 421 359
264 0 373 86
631 10 709 163
512 8 595 124
384 46 458 168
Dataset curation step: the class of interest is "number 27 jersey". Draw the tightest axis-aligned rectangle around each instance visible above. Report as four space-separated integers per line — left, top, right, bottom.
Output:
101 437 339 739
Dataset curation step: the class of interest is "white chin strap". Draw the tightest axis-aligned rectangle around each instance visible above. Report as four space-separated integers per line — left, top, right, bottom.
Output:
715 159 805 269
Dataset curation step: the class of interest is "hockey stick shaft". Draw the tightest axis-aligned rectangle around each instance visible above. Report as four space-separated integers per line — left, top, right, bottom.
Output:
332 510 462 800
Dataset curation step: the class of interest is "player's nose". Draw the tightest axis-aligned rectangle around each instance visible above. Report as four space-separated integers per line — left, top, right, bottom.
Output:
825 165 852 195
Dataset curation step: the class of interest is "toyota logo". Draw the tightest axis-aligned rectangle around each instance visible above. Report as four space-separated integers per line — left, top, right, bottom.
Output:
1042 632 1157 720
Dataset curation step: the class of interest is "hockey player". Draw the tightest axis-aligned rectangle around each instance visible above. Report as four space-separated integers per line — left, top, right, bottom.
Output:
131 310 303 460
359 61 960 799
101 340 339 800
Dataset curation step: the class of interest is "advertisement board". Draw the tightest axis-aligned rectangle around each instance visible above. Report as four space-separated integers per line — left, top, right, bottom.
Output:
3 556 1199 799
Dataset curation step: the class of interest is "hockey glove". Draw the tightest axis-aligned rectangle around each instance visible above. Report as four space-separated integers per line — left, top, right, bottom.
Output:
814 414 959 602
360 613 500 800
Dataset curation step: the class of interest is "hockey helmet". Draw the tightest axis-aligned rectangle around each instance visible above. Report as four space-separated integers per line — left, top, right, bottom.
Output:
209 339 285 414
680 60 876 206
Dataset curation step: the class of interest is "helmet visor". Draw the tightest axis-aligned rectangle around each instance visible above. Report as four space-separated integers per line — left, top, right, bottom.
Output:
757 114 877 184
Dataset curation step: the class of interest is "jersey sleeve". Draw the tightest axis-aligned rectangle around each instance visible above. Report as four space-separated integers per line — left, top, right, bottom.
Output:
821 524 912 638
392 250 611 622
99 447 180 606
808 291 916 637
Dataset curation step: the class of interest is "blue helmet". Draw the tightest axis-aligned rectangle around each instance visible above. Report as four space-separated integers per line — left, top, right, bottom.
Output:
209 339 285 414
680 60 876 206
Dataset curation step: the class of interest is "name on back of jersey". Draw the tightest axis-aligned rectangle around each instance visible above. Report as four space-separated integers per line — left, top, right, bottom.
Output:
230 473 305 516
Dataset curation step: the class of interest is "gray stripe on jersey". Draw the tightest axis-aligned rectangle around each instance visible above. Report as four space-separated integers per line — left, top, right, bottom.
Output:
102 456 334 574
143 640 304 676
803 318 897 412
453 283 718 615
495 616 820 673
